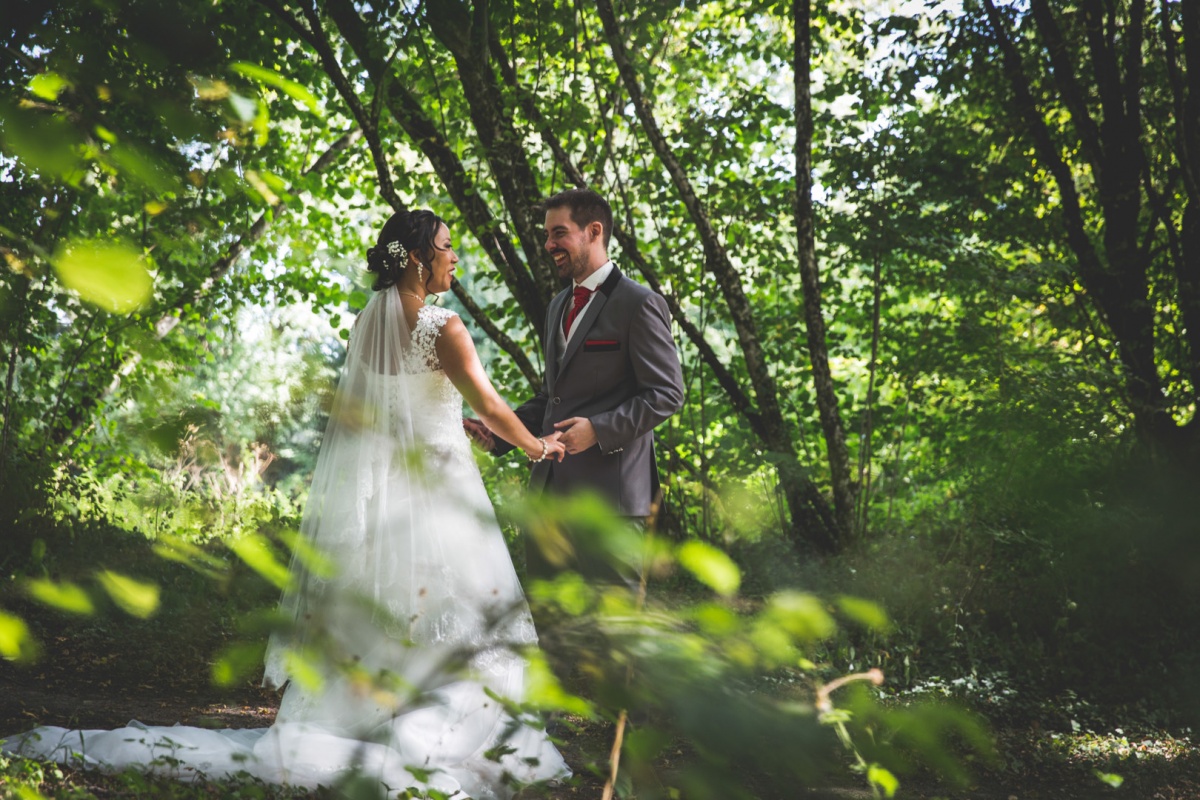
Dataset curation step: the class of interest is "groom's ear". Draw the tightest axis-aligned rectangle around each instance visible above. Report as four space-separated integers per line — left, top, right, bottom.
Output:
588 220 603 241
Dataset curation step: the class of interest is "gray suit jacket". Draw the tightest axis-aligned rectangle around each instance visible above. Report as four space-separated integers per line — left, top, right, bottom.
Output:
500 267 684 516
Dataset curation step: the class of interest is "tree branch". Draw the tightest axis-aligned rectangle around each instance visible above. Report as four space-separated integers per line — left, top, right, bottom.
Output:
486 32 764 432
256 0 402 211
594 0 785 444
1029 0 1105 172
982 0 1112 306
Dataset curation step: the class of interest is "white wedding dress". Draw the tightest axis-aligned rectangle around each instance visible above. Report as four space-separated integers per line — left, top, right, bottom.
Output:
3 293 570 799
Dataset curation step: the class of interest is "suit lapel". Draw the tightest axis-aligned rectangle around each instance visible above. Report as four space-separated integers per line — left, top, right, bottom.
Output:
558 267 623 376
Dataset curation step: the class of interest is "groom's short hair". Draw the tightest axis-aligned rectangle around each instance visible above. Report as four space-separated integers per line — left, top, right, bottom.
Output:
544 188 613 248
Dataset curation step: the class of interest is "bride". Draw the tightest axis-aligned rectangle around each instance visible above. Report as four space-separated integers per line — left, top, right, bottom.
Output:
4 209 572 799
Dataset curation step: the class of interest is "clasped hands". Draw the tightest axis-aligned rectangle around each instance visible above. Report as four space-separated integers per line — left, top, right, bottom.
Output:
462 416 597 458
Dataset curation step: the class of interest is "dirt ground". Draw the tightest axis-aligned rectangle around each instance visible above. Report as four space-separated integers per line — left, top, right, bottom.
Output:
2 616 1198 799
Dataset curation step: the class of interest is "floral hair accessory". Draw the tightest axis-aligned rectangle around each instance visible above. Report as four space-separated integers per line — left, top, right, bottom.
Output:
386 240 408 265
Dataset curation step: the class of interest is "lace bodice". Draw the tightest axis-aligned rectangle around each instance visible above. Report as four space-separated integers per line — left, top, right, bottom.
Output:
404 303 457 373
394 305 472 459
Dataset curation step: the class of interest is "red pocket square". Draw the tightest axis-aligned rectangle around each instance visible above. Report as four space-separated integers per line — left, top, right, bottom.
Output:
586 339 618 345
583 339 620 351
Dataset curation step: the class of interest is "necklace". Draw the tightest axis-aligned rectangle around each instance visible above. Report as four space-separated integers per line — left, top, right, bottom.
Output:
397 291 426 303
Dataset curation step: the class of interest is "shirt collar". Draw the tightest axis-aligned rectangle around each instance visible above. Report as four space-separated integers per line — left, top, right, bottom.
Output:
575 260 613 292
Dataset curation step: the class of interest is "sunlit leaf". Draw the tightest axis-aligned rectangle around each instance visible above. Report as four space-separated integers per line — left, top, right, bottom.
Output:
143 200 168 215
152 534 228 581
676 540 740 596
868 764 899 798
29 71 69 101
108 142 177 193
283 649 325 693
52 239 153 314
0 610 37 661
231 62 320 113
765 591 836 641
228 533 293 590
524 650 594 717
691 602 739 635
191 76 230 101
212 641 266 687
97 571 160 618
25 578 94 615
1095 771 1124 788
278 529 336 580
244 170 279 205
15 784 49 800
0 99 86 178
227 91 258 123
836 595 891 633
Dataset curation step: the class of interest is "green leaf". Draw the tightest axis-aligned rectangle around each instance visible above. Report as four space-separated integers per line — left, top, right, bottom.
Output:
29 71 69 101
868 764 899 798
764 591 836 641
836 595 891 633
228 533 293 590
25 578 94 615
52 239 153 314
107 142 177 194
97 571 160 618
278 529 336 580
282 649 325 693
0 610 37 661
212 641 266 687
676 540 740 596
231 62 320 113
0 99 86 179
1095 771 1124 788
524 650 594 717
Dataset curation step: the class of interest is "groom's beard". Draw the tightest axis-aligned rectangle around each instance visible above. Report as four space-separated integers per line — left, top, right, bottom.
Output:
555 250 588 282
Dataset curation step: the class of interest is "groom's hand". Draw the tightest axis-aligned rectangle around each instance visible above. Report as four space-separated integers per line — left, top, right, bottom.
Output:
463 417 495 451
553 417 597 454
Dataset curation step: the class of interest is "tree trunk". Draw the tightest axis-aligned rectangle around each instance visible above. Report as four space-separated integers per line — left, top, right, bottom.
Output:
596 0 840 554
793 0 854 544
982 0 1190 454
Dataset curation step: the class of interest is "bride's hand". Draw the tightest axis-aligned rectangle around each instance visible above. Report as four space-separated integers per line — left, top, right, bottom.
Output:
542 432 567 462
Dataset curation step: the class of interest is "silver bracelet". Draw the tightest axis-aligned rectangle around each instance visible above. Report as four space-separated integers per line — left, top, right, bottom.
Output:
528 437 548 463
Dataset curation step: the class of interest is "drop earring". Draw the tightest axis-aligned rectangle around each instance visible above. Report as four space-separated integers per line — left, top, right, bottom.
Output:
416 261 426 283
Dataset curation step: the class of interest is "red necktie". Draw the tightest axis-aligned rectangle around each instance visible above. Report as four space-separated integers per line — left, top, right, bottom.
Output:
563 286 593 337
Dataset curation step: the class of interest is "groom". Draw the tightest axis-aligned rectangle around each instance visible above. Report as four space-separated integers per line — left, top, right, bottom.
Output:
494 188 684 580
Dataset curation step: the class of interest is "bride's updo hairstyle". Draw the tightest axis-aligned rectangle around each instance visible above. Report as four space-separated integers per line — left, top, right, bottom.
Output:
365 209 447 291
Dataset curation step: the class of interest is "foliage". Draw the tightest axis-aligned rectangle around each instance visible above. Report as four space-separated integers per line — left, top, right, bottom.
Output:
4 0 1200 796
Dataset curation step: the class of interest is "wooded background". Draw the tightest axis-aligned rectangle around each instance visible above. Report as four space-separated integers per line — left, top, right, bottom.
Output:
2 0 1200 786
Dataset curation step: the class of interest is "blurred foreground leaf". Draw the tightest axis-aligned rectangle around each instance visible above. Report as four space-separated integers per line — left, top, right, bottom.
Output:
524 649 594 717
152 534 229 582
231 62 320 113
28 71 69 101
24 578 94 615
0 99 86 179
228 533 293 590
212 641 267 687
837 595 891 633
52 239 153 313
868 763 899 798
278 529 336 580
676 540 741 596
96 570 160 618
0 610 38 662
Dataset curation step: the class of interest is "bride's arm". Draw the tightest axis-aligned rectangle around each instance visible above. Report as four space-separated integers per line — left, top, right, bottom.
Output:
436 316 564 462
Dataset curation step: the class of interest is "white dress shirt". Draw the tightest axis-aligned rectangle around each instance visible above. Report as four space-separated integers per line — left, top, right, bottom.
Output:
565 260 614 344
